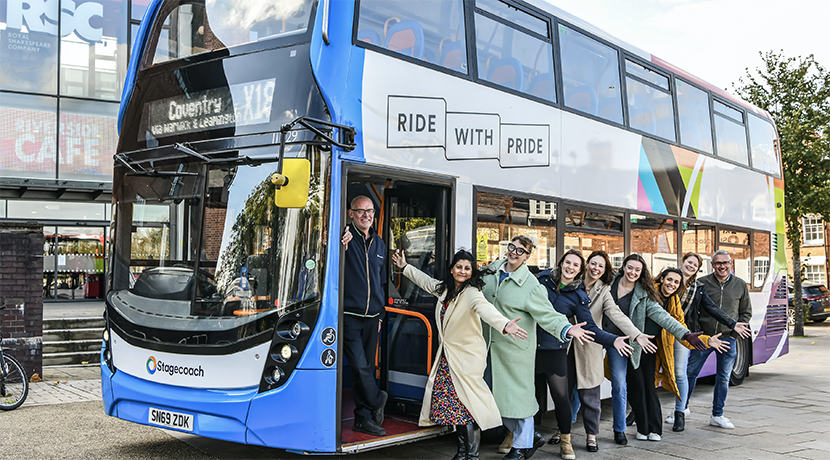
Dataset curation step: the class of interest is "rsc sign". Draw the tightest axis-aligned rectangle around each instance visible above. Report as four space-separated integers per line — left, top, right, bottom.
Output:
6 0 104 43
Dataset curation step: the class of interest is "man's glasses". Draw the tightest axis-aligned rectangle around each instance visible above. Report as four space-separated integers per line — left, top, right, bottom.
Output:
712 261 731 267
351 208 375 216
507 243 529 256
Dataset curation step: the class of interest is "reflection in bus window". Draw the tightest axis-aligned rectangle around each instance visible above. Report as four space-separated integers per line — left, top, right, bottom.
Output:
558 25 622 123
630 215 677 274
681 222 715 276
476 193 557 271
474 11 554 101
719 229 751 286
714 101 749 165
476 0 548 37
625 60 675 141
358 0 468 73
748 114 780 175
753 232 771 288
676 79 713 154
564 231 624 271
150 0 314 66
565 208 623 232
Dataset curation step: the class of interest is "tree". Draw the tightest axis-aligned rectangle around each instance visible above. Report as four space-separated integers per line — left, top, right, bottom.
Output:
734 51 830 336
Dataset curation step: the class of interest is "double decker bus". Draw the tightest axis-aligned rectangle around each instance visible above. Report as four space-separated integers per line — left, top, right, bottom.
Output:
102 0 788 453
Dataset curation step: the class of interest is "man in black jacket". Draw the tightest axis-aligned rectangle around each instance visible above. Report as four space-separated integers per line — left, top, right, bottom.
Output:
341 195 388 436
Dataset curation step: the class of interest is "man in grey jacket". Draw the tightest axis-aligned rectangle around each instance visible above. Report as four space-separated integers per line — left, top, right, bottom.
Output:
685 250 752 429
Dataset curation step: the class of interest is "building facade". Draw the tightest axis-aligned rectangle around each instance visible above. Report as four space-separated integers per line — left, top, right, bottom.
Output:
786 214 829 285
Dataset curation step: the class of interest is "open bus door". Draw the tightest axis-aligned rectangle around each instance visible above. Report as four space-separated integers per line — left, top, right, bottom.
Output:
340 174 452 452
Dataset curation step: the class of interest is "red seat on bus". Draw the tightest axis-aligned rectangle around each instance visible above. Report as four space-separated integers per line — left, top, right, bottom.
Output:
487 57 524 91
384 20 425 59
358 29 381 46
440 39 465 71
565 84 598 115
530 72 554 100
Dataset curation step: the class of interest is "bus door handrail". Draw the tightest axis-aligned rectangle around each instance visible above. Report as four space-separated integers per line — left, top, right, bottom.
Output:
384 306 434 375
322 0 330 45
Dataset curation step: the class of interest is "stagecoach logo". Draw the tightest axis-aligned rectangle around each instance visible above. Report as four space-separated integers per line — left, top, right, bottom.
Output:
146 356 157 375
387 96 550 168
146 356 205 378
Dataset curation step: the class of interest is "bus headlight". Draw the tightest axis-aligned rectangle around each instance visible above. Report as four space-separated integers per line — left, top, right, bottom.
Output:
265 367 285 385
280 344 293 361
272 343 297 363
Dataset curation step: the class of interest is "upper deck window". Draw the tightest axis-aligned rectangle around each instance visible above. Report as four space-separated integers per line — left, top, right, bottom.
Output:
558 25 623 124
713 100 749 165
474 1 555 101
357 0 468 73
676 79 713 154
748 114 780 175
148 0 314 67
624 59 675 141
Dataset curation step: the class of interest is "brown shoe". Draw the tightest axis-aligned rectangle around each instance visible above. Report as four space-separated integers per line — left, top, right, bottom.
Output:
560 433 575 460
498 431 514 454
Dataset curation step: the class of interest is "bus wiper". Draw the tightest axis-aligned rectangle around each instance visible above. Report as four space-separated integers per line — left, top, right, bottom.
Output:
126 170 199 177
174 143 210 162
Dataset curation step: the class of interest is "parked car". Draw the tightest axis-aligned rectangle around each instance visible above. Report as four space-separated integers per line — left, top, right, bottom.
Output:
788 283 830 325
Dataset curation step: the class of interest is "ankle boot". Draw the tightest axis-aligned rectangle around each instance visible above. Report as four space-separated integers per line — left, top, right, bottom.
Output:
452 425 468 460
559 433 575 460
498 430 514 454
466 423 481 459
672 410 685 432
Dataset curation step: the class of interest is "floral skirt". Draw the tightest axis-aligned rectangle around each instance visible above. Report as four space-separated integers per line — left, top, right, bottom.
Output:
429 353 474 425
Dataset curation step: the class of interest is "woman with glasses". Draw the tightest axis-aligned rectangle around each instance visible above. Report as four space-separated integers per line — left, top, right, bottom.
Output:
534 249 633 459
569 251 654 452
391 249 528 460
604 254 706 444
662 253 751 431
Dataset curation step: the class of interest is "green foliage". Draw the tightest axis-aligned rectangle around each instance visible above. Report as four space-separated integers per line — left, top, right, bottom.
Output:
734 51 830 336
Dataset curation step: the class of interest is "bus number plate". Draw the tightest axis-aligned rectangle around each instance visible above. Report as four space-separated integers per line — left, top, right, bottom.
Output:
149 407 193 432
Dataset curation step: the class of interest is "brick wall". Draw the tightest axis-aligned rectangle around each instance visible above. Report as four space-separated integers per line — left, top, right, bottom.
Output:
0 223 44 378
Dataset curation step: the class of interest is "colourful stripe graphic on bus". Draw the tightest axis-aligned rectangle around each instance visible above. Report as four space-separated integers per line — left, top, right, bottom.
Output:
637 138 707 219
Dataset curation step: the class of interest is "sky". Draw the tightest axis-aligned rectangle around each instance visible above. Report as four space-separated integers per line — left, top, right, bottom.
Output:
546 0 830 95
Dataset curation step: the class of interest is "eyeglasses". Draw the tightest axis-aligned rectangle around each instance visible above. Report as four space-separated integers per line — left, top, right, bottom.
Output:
507 243 529 256
712 261 732 267
350 208 375 216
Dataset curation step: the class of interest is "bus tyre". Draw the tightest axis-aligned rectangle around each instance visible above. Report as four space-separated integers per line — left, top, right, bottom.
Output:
729 337 750 386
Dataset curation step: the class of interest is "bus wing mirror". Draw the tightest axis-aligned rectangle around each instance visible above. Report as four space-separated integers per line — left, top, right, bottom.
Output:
272 158 311 208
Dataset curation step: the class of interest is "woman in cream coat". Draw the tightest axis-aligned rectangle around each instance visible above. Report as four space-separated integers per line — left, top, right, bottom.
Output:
392 249 527 460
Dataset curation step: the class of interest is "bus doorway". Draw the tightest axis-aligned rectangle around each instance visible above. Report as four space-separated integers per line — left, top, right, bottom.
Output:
340 172 453 452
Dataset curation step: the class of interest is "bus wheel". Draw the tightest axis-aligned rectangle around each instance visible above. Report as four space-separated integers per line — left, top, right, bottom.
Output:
730 337 750 386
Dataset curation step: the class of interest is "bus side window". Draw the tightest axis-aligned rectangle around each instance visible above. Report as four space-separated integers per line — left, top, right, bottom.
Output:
559 24 622 123
357 0 469 74
676 79 714 154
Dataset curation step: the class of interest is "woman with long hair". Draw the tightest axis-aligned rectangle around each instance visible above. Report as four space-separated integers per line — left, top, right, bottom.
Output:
663 253 751 431
535 249 633 459
570 251 655 452
391 249 527 460
604 254 705 444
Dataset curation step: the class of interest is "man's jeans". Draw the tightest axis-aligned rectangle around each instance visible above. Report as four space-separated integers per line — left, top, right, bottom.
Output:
686 336 737 417
606 346 629 432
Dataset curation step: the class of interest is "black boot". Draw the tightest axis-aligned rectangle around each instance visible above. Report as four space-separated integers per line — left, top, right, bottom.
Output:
467 423 481 460
672 410 685 432
452 425 468 460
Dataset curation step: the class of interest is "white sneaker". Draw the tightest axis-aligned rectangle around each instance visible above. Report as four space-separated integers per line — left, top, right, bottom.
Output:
648 433 661 441
665 408 691 423
710 415 734 429
635 433 648 441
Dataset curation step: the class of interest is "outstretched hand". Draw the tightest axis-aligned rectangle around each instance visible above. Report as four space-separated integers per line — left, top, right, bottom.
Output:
340 226 352 248
634 333 657 354
613 336 633 356
733 322 751 339
391 250 407 269
567 322 596 345
503 317 528 341
708 333 731 353
683 331 707 351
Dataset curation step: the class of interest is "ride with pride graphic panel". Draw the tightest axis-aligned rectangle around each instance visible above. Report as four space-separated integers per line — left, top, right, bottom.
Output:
102 0 787 454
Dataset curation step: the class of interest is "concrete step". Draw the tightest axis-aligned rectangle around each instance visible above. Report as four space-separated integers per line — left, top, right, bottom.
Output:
44 317 105 330
42 351 101 367
43 340 102 354
44 328 104 342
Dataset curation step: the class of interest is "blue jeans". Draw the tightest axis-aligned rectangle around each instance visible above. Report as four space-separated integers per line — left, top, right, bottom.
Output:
606 346 629 433
503 416 534 448
570 386 580 423
673 340 690 412
686 336 737 417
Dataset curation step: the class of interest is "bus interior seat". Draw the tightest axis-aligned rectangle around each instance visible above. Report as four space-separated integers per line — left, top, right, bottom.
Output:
384 19 425 59
565 84 598 115
423 48 436 64
530 72 554 100
439 39 465 71
487 57 524 91
357 29 381 45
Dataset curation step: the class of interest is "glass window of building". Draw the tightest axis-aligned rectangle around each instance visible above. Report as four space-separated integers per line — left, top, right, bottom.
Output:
753 231 770 288
473 3 554 100
477 192 556 271
625 60 675 141
58 99 118 182
681 222 715 276
713 100 749 165
676 79 713 154
358 0 469 74
7 201 107 220
0 0 60 94
804 264 826 284
719 229 750 285
630 214 677 273
802 215 824 246
0 93 58 180
132 0 152 21
558 25 623 123
748 114 780 175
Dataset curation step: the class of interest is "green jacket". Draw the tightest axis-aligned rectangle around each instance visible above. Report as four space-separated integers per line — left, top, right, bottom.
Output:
697 273 752 339
481 259 570 419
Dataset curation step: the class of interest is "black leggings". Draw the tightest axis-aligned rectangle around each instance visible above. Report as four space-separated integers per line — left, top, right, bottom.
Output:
534 348 576 434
